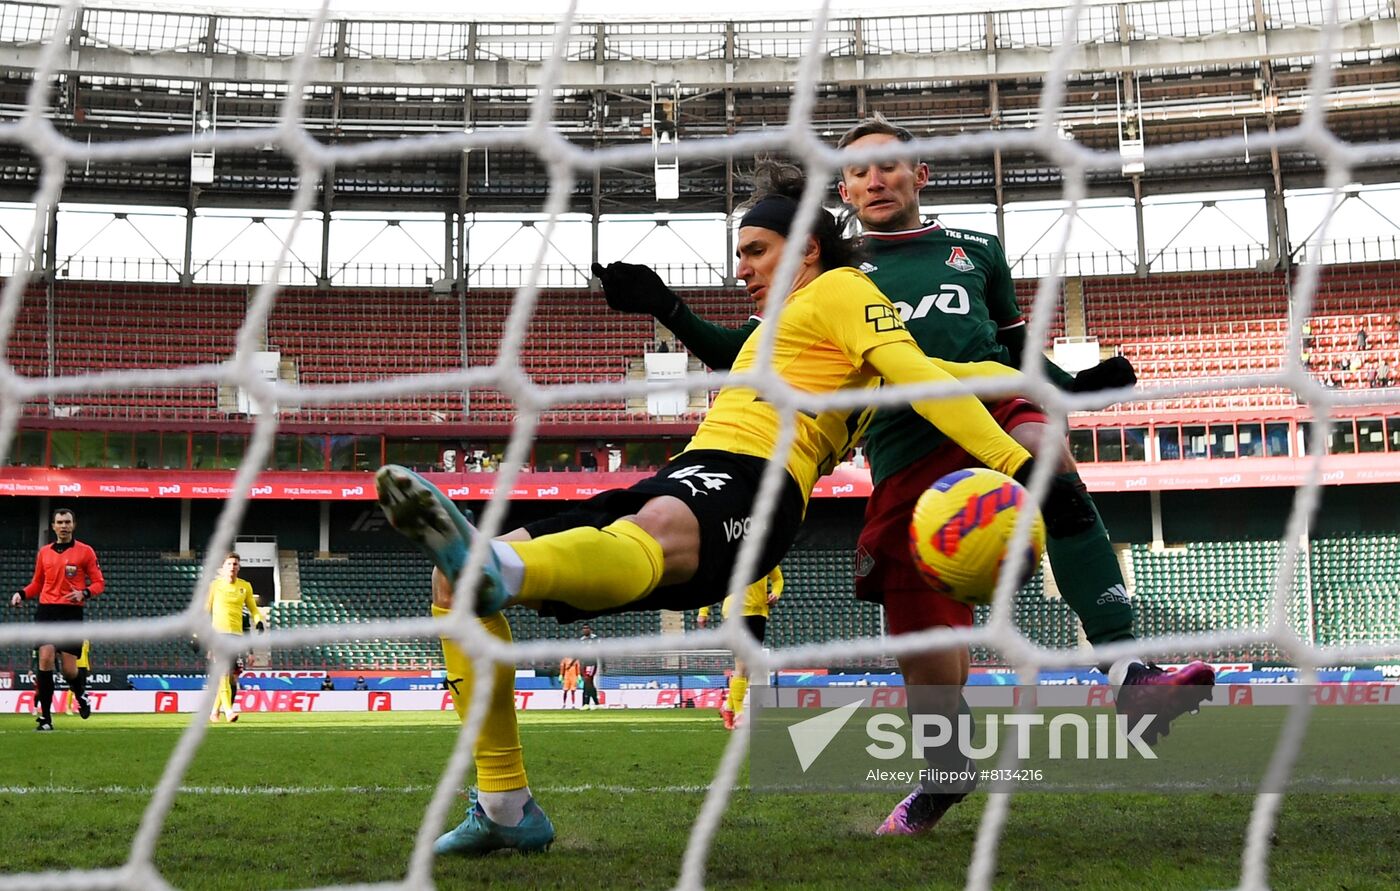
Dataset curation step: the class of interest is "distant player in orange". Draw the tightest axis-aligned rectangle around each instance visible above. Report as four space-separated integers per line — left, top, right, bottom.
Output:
9 508 103 731
559 656 581 709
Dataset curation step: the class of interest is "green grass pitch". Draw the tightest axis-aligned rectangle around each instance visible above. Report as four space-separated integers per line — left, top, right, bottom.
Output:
1 710 1396 890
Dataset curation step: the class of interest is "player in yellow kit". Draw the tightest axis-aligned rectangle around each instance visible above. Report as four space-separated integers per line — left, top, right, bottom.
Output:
698 566 782 729
63 640 92 716
204 552 265 723
375 160 1048 857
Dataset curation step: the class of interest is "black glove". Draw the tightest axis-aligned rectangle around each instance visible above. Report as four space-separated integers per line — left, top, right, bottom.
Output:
1069 356 1137 393
1012 458 1098 539
255 622 266 633
591 261 683 321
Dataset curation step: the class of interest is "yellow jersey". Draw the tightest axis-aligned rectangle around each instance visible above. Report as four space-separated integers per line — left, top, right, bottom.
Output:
685 266 915 502
206 577 264 635
699 566 784 621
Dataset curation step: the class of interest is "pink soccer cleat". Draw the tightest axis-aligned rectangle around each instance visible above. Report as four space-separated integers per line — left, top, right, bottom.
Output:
876 788 968 837
1115 660 1216 746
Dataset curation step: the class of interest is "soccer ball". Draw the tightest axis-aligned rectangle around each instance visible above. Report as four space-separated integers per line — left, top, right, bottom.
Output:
908 467 1046 606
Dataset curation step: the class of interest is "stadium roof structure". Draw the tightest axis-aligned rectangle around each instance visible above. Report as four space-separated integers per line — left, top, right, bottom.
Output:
2 0 1400 216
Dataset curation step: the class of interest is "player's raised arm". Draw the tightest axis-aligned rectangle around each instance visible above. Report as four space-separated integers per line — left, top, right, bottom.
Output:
592 260 757 370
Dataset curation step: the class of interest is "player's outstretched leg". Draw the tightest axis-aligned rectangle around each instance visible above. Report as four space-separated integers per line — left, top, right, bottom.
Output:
1015 430 1217 744
1112 660 1216 745
432 569 550 857
375 465 511 615
434 788 555 857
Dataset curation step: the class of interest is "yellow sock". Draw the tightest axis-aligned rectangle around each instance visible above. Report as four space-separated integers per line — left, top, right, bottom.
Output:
434 605 528 792
729 675 749 717
212 673 230 715
509 519 665 612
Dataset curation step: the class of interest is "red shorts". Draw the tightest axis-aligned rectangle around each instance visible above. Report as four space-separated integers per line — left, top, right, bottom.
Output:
854 398 1046 636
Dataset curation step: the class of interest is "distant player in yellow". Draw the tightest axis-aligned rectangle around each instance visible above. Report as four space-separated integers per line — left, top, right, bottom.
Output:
377 159 1038 856
698 566 782 730
63 640 92 716
204 552 265 723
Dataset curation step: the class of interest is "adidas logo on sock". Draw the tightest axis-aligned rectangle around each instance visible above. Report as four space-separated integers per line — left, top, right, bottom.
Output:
1096 584 1131 605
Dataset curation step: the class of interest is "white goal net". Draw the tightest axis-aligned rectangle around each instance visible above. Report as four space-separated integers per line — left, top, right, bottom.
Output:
2 1 1399 890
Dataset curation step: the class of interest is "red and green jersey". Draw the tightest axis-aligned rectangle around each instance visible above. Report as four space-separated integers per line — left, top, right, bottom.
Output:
860 222 1023 483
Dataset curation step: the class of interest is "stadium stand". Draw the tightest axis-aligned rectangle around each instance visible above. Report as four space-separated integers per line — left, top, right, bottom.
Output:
1014 277 1067 341
269 288 466 424
5 264 1398 424
1127 541 1310 662
464 287 756 424
1309 533 1400 649
1084 263 1400 410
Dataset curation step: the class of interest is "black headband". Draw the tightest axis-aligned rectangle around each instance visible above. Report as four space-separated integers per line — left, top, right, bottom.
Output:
738 194 799 237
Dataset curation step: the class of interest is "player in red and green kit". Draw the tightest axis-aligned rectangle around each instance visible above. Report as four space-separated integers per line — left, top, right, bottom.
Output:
592 128 1215 835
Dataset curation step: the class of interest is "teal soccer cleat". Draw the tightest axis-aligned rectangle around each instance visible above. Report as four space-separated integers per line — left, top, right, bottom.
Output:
374 464 512 616
434 789 556 857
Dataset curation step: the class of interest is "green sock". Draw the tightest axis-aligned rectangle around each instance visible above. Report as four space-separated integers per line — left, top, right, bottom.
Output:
1045 473 1136 646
